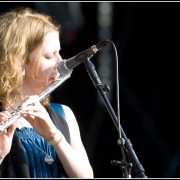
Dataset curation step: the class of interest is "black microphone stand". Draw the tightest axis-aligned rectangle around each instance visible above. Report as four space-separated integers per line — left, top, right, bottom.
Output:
84 59 148 178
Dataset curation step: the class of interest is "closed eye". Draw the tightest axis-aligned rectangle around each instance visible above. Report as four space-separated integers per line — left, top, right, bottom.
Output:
45 56 53 59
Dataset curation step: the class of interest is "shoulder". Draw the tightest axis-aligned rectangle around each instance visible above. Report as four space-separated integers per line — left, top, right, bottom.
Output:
61 104 79 128
61 104 75 120
50 103 78 126
50 103 72 114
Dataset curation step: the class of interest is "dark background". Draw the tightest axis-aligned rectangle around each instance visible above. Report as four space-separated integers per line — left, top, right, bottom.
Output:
0 1 180 178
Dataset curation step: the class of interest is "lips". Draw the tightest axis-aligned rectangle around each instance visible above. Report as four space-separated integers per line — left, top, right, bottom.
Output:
49 75 60 82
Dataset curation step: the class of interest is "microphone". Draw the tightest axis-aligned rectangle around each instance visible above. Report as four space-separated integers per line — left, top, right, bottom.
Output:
58 39 110 76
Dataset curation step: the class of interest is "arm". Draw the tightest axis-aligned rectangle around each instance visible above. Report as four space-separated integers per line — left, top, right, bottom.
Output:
0 111 18 165
52 105 94 178
20 96 94 178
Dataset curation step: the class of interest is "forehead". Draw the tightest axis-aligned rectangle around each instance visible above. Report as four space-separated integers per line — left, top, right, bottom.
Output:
42 31 60 52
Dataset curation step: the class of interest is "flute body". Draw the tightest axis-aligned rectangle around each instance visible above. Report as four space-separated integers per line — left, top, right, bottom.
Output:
0 74 71 132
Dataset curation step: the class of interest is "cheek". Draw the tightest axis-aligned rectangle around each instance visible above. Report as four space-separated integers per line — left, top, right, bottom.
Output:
24 61 36 77
37 62 54 78
37 65 49 77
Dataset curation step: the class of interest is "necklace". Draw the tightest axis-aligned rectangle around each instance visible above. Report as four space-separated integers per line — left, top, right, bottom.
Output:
19 121 54 165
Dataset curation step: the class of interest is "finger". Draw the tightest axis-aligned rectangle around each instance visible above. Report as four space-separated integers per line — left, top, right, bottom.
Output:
23 110 43 120
0 119 5 126
20 95 39 107
0 111 11 118
0 117 7 124
20 105 41 113
6 121 18 138
2 111 12 117
20 96 42 114
21 105 43 121
0 112 11 124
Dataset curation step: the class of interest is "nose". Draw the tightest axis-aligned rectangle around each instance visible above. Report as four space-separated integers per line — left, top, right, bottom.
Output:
54 53 62 69
57 53 62 63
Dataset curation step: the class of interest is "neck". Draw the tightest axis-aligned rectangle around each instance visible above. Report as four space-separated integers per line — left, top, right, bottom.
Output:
23 84 39 97
22 79 43 97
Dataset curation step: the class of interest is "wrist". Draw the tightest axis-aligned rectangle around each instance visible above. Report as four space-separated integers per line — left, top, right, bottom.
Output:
46 130 63 146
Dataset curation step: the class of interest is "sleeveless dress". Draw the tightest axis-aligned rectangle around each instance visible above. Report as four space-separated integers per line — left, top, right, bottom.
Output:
15 103 69 178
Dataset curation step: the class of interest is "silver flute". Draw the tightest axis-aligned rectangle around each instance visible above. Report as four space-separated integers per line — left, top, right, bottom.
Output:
0 74 71 132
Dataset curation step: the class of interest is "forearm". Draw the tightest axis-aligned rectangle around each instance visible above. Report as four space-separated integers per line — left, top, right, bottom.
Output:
53 136 94 178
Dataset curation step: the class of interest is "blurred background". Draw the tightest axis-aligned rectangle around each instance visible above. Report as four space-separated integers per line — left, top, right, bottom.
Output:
0 1 179 178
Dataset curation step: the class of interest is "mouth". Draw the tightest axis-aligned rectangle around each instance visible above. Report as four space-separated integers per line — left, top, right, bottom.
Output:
49 75 61 83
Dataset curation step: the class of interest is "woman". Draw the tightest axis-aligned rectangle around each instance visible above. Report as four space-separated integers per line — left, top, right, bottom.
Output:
0 7 93 178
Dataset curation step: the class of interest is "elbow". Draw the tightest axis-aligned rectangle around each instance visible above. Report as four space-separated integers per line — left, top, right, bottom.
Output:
83 166 94 178
87 168 94 178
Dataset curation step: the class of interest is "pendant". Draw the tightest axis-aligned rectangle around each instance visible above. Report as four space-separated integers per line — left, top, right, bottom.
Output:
45 154 54 165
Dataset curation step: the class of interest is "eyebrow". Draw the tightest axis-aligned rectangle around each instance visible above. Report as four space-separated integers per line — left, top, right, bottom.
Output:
43 48 60 54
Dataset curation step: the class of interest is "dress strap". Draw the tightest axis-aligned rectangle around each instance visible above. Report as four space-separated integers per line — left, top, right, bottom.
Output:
49 103 66 120
45 103 70 144
45 103 70 178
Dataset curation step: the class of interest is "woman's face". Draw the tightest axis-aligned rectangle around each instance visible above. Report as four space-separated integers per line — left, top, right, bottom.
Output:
24 31 62 93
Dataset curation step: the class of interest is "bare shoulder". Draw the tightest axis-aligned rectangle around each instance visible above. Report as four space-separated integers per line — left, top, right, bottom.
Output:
61 104 74 118
61 104 72 113
61 104 77 124
61 104 81 139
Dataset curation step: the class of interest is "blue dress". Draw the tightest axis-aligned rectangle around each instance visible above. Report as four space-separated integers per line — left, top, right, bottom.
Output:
15 103 67 178
0 103 69 178
16 127 59 178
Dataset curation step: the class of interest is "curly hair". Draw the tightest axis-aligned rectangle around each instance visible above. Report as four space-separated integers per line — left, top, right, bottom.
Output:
0 7 61 109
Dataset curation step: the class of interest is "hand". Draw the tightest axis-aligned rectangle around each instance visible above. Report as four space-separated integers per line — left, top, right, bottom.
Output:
20 95 62 141
0 111 18 161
